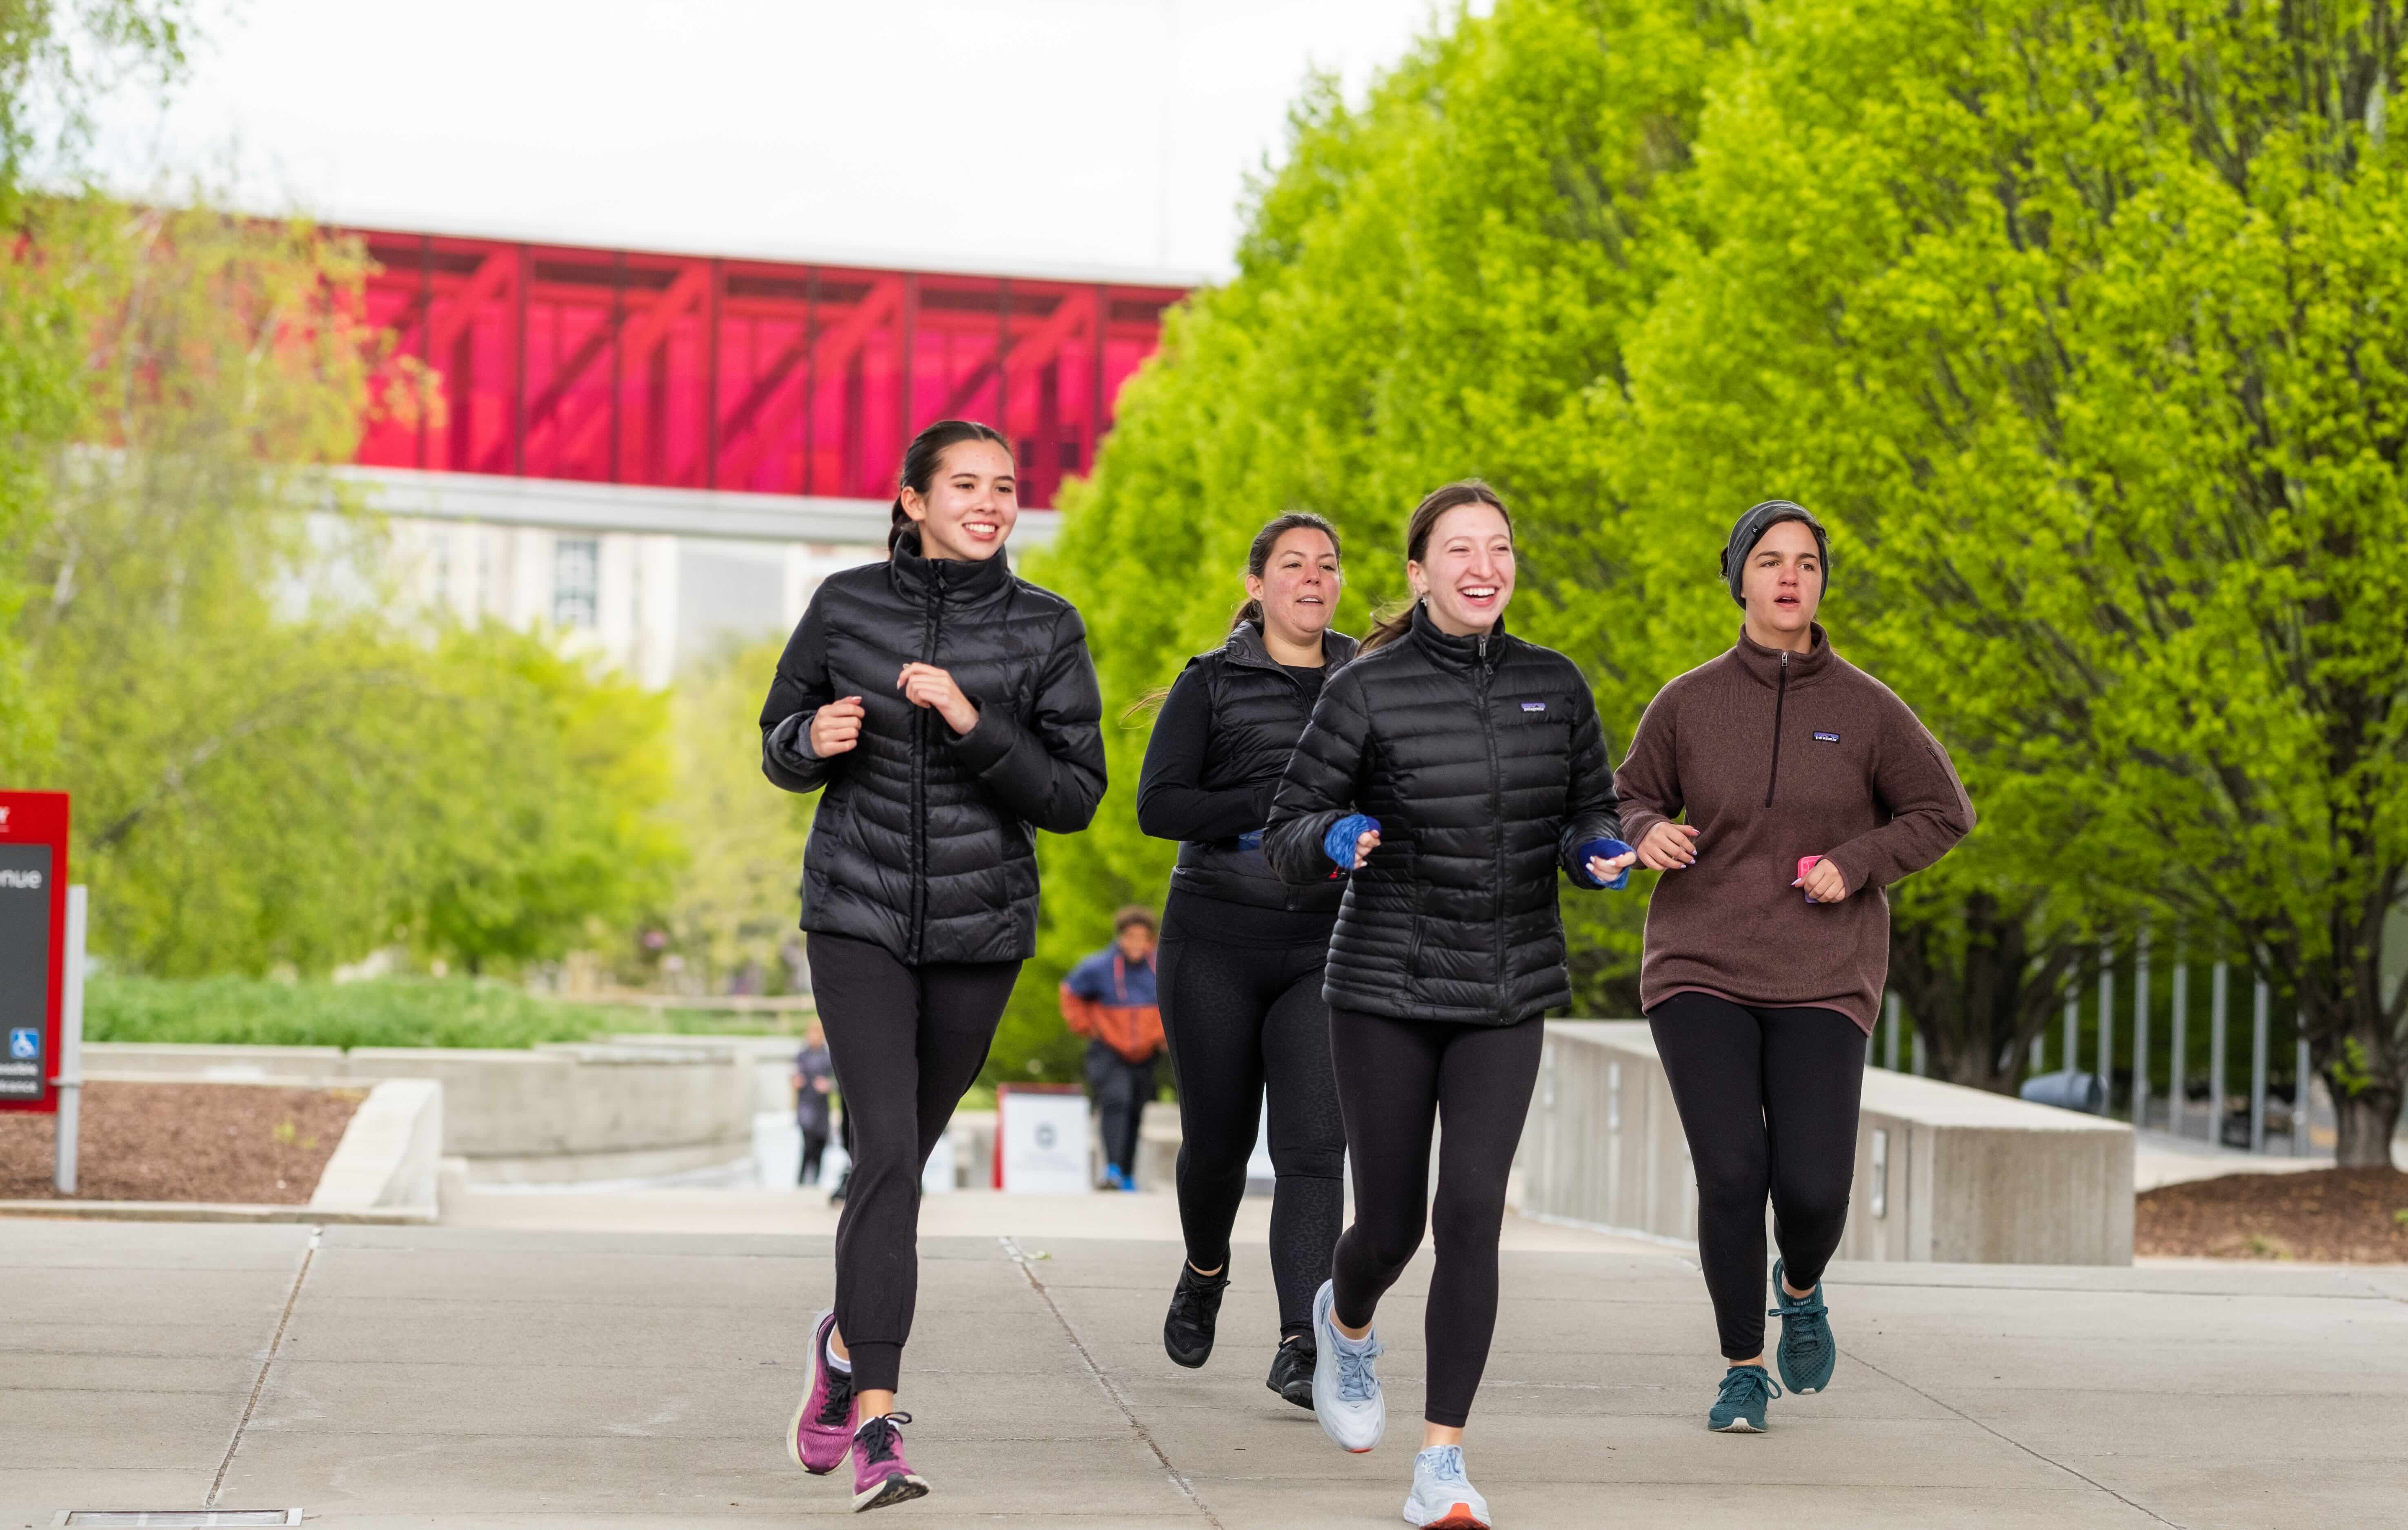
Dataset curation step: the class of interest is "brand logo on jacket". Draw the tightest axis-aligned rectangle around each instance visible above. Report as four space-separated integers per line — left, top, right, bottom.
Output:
1813 731 1840 743
1521 702 1546 712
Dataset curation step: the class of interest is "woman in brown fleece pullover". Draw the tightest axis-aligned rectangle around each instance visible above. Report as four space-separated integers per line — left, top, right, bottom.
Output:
1616 501 1972 1433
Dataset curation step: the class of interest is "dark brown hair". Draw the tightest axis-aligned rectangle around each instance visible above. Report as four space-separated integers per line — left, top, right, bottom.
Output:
1358 480 1513 653
1112 904 1158 935
891 419 1013 554
1229 511 1343 634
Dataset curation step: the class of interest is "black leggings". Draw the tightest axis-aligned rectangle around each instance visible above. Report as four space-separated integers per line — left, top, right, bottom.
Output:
1328 1007 1543 1429
1646 992 1866 1360
807 931 1021 1393
1156 935 1345 1342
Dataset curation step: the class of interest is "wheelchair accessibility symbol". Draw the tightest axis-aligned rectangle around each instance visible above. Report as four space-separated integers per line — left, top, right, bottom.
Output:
8 1029 37 1061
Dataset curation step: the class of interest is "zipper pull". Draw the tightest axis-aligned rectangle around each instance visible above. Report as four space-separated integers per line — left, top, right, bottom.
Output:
1477 634 1488 660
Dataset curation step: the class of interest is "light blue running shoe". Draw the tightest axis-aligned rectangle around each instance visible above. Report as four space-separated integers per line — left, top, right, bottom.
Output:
1310 1279 1385 1452
1709 1363 1781 1432
1769 1257 1836 1394
1401 1443 1491 1528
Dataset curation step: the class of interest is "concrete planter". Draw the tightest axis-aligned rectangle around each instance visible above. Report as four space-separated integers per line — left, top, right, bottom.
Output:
1515 1020 2135 1265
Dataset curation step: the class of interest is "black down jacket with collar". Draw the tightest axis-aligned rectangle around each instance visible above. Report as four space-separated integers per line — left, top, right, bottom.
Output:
759 531 1105 965
1264 604 1623 1025
1136 621 1359 913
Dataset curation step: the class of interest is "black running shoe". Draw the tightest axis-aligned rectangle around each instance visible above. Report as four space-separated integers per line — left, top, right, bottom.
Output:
1265 1338 1315 1409
1162 1259 1230 1369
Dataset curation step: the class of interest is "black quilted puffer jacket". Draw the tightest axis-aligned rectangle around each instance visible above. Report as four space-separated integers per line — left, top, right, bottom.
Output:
759 532 1105 965
1137 621 1359 913
1263 604 1623 1025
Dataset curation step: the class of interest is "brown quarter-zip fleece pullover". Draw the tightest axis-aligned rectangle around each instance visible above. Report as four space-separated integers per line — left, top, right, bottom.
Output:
1614 625 1974 1033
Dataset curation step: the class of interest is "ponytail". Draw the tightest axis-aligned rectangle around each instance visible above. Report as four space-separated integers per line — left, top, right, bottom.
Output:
1359 480 1511 655
891 418 1012 555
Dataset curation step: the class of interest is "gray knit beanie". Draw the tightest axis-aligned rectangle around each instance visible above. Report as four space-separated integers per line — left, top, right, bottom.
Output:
1719 500 1831 607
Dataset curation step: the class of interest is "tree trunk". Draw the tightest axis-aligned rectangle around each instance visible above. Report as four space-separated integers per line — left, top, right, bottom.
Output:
1887 889 2078 1095
2331 1086 2401 1168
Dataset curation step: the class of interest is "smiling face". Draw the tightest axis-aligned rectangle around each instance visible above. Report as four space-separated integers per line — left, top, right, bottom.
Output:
1246 526 1342 650
1741 518 1824 640
900 439 1017 561
1407 502 1516 637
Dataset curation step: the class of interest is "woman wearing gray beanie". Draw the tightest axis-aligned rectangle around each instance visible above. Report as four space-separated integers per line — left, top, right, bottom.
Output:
1615 500 1974 1433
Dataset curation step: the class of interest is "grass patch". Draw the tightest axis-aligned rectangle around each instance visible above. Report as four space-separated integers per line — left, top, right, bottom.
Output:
87 975 800 1051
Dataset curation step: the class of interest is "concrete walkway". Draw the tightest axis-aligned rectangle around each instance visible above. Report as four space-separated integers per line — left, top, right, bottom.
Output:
4 1212 2403 1529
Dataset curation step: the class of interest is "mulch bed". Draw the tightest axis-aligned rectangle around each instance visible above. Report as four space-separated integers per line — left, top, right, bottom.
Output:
2137 1167 2408 1263
0 1080 365 1204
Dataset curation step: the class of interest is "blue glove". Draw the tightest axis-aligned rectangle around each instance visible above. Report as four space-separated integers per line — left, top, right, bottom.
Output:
1324 814 1380 871
1575 837 1635 891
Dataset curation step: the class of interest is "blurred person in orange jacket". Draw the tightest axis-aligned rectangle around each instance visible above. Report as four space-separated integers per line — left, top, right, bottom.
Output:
1060 906 1165 1190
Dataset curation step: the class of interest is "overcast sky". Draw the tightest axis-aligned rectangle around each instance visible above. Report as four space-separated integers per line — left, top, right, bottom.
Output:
88 0 1475 283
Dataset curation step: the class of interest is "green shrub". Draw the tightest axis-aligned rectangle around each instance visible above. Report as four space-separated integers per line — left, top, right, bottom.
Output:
85 975 792 1051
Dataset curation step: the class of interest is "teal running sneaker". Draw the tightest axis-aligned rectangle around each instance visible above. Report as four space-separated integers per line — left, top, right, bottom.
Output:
1768 1257 1836 1394
1709 1363 1781 1432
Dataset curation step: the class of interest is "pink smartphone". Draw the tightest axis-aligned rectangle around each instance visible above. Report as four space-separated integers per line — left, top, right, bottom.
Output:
1797 855 1821 903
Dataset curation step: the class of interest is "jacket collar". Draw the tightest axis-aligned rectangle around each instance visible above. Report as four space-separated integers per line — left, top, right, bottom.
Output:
1221 619 1360 673
1730 622 1837 688
1407 599 1506 673
888 528 1012 604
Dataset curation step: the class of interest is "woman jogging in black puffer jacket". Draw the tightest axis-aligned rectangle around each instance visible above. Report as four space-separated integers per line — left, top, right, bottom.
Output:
1264 481 1634 1530
1136 512 1354 1408
760 419 1105 1514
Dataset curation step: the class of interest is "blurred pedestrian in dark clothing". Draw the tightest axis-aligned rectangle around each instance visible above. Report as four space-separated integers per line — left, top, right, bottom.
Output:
793 1020 836 1186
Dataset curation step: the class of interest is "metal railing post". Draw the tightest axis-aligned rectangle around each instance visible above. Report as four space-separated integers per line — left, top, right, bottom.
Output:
2250 975 2270 1154
1884 991 1901 1072
2098 942 2116 1116
2209 962 2229 1149
2169 942 2189 1140
2063 983 2079 1084
2132 923 2151 1127
2295 1029 2313 1157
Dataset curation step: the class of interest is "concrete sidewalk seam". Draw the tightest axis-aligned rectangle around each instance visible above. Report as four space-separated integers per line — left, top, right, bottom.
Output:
207 1224 322 1508
999 1235 1222 1528
1848 1351 2183 1527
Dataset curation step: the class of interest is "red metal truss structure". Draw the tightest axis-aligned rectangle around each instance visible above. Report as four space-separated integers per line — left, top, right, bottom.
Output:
351 229 1188 510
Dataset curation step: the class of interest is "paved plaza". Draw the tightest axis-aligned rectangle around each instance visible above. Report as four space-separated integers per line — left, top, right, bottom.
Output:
3 1206 2403 1528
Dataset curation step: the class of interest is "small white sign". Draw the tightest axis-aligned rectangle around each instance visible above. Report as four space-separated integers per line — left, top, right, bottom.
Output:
998 1089 1091 1195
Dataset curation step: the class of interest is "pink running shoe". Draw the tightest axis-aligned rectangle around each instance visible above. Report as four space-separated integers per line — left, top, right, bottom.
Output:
787 1310 856 1475
850 1411 929 1512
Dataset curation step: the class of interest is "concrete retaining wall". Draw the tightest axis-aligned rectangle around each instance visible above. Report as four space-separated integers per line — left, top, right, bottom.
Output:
89 1039 768 1183
310 1078 444 1218
1516 1020 2134 1265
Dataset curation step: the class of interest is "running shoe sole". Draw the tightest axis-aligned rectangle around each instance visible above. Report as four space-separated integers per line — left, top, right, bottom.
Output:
1405 1506 1490 1530
1713 1416 1765 1434
787 1310 850 1474
853 1471 929 1512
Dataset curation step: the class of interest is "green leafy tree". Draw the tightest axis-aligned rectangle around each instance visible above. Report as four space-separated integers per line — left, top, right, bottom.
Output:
0 2 191 768
7 198 679 977
656 636 812 991
1622 0 2408 1154
1015 0 1752 1076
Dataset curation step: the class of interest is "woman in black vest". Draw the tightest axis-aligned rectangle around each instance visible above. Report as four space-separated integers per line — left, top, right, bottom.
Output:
760 419 1105 1513
1265 481 1633 1530
1136 512 1354 1407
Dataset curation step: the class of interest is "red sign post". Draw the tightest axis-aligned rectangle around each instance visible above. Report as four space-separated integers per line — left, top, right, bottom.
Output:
0 791 69 1115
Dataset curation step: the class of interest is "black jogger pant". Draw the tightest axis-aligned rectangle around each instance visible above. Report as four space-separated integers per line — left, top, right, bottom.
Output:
807 931 1021 1393
1156 935 1345 1342
1328 1006 1543 1429
1646 991 1867 1360
1084 1041 1158 1178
